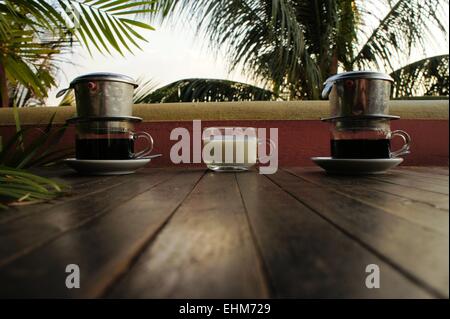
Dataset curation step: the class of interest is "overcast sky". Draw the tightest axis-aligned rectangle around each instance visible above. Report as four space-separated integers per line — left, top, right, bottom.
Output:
47 7 449 106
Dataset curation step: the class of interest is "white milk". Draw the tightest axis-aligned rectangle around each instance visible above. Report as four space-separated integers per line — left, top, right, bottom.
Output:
203 135 257 165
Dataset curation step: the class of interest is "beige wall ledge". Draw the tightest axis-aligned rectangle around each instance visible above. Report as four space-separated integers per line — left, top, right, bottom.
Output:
0 100 448 126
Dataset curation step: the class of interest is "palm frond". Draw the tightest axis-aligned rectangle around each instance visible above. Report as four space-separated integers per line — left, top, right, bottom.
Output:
58 89 76 106
0 0 157 107
153 0 323 98
0 165 68 208
0 113 73 168
391 54 449 98
133 77 159 103
353 0 449 71
153 0 448 99
134 78 278 103
0 110 71 208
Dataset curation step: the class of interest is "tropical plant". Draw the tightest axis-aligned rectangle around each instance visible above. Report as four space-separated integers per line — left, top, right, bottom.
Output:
0 0 157 107
133 77 159 103
391 54 449 98
0 166 67 208
148 0 449 99
0 114 72 169
0 110 70 208
134 78 278 103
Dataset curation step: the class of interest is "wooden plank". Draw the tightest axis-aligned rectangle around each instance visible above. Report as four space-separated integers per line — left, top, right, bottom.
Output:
267 170 449 298
235 172 431 298
0 169 176 267
405 166 449 176
391 168 449 185
394 167 449 181
285 168 448 235
0 170 204 298
291 167 449 210
368 174 448 195
0 173 122 225
108 172 269 299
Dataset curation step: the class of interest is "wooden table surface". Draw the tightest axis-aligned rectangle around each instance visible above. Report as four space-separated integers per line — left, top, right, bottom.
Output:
0 167 448 298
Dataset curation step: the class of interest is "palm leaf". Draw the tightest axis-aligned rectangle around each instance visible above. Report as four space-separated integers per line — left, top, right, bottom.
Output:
0 166 68 208
57 0 156 55
0 0 157 107
134 78 278 103
353 0 449 71
0 112 73 168
133 77 159 103
391 54 449 98
153 0 448 99
152 0 324 98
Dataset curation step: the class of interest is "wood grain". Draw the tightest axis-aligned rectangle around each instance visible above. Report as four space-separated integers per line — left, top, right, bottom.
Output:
0 170 204 298
267 170 449 298
289 167 449 210
0 169 175 267
391 168 449 184
369 174 448 195
236 172 431 298
0 172 122 225
285 168 448 235
109 172 269 299
0 167 447 298
404 166 449 176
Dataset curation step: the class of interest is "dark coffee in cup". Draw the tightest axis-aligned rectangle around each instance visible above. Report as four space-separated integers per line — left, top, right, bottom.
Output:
73 119 154 160
76 138 135 160
331 139 391 159
328 118 411 159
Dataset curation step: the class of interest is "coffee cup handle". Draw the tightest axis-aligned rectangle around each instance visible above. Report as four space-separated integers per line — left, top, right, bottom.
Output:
390 130 411 158
132 132 154 158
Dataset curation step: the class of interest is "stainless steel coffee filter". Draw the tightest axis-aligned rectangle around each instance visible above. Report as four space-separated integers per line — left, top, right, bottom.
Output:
57 73 138 118
322 71 394 119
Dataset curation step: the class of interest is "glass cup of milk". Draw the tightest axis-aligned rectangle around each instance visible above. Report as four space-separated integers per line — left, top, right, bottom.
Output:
203 127 273 172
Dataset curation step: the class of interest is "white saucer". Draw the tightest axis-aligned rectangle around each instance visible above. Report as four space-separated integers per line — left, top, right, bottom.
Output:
64 154 161 175
311 157 403 175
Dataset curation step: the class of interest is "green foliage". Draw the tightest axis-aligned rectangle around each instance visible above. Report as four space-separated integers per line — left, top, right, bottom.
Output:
0 166 67 209
391 55 449 98
134 78 278 103
133 77 159 103
352 1 447 71
0 117 73 169
0 0 157 107
54 0 157 55
152 0 449 99
0 110 72 208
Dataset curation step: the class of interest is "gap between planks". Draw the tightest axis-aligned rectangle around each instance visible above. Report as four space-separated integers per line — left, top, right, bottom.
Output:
265 170 448 298
237 172 433 298
0 170 205 298
0 169 178 268
107 172 270 299
283 168 448 235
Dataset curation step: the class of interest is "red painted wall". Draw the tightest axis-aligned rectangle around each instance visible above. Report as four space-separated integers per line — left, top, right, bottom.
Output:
0 119 448 167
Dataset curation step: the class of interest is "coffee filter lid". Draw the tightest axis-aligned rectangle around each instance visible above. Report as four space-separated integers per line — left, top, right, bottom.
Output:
69 73 138 88
323 71 394 85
